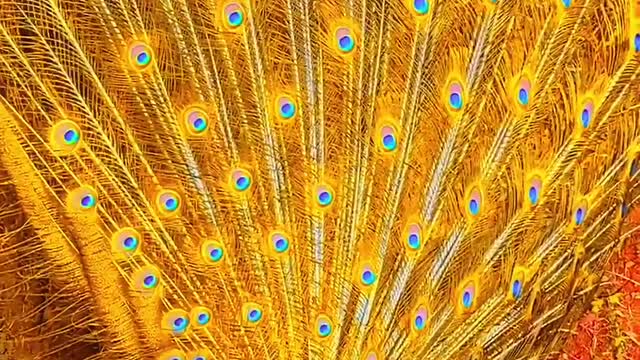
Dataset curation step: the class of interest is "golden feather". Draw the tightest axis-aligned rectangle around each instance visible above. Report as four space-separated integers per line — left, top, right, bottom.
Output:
0 0 640 359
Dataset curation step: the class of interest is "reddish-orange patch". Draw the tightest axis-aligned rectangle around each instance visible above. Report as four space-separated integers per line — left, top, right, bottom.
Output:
560 210 640 359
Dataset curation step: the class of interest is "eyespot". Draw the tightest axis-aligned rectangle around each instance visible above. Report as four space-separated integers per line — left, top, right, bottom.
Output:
560 0 572 8
162 309 190 335
230 168 252 193
276 95 297 122
128 40 153 71
242 302 264 325
200 240 225 265
462 288 474 308
111 227 141 256
573 199 588 226
359 264 377 286
223 3 245 28
314 183 335 208
183 105 209 136
188 352 209 360
580 102 593 129
528 175 542 207
466 186 482 217
248 308 262 322
164 315 189 337
155 189 181 217
456 277 478 314
379 123 398 153
315 315 334 338
512 279 523 299
66 185 98 213
448 81 464 111
517 77 531 107
158 349 187 360
132 265 161 293
190 306 212 328
412 306 429 333
509 266 527 301
335 27 356 54
269 231 290 254
413 0 430 14
635 33 640 52
404 222 423 251
50 120 82 154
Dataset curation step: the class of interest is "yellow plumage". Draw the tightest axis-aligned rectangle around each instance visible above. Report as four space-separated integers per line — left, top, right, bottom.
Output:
0 0 639 359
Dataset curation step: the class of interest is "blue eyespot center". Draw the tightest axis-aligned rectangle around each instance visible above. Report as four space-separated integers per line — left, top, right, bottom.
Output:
469 199 479 215
518 88 529 106
143 275 157 288
63 129 79 144
193 117 206 132
198 313 210 325
318 191 332 206
575 207 585 225
408 234 420 249
275 238 288 252
581 109 591 128
413 0 429 14
137 52 150 66
248 309 262 322
172 316 188 332
382 134 397 151
81 195 95 208
529 186 539 205
209 248 223 262
449 93 462 110
361 269 376 285
512 279 523 299
462 290 473 308
280 103 295 119
414 315 425 330
635 33 640 52
228 11 243 27
236 176 250 191
318 323 331 337
338 36 354 52
123 236 137 249
561 0 572 8
165 198 178 211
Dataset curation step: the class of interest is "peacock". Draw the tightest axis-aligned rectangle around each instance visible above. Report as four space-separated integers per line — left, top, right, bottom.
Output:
0 0 640 358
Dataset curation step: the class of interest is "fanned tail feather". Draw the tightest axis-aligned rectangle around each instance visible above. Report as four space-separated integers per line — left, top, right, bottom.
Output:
1 0 640 359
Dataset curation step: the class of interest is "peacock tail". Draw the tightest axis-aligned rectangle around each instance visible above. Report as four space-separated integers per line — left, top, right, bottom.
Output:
0 0 639 358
